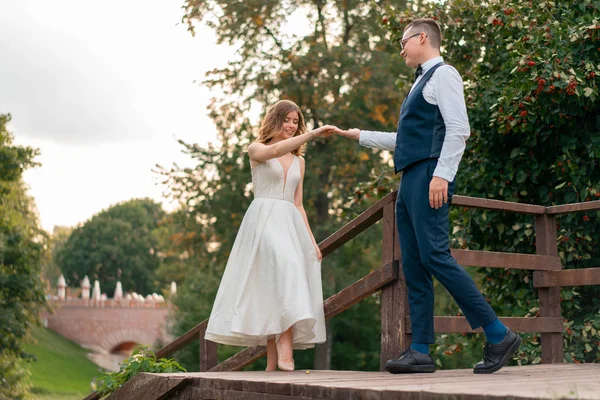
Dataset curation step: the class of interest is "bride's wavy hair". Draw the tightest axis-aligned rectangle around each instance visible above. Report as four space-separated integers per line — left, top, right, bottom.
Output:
255 100 307 156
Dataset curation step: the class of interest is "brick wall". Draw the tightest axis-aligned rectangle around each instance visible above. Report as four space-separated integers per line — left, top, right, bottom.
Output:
41 305 173 353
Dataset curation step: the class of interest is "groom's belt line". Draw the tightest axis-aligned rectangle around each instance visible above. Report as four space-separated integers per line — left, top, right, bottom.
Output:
400 157 436 174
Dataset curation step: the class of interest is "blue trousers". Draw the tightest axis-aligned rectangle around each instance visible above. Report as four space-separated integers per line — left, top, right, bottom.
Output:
396 159 497 344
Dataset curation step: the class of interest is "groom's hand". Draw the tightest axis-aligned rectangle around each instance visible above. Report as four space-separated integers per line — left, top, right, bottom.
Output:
429 176 448 209
337 128 360 140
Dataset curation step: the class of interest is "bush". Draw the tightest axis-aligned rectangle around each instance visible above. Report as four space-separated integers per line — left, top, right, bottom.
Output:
94 345 186 397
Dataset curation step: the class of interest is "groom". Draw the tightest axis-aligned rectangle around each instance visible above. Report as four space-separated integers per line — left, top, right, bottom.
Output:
337 19 521 374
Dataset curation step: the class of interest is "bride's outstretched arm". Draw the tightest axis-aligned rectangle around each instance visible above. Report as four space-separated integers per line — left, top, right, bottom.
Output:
294 157 322 261
248 125 340 162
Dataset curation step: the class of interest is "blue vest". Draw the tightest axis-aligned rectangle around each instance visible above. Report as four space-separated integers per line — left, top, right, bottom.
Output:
393 62 446 173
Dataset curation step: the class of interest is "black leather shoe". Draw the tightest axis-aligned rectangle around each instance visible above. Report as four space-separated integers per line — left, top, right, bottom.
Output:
384 349 436 374
473 329 521 374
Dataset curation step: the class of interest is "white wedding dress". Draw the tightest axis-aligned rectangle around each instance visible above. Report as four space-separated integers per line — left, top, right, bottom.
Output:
205 155 326 349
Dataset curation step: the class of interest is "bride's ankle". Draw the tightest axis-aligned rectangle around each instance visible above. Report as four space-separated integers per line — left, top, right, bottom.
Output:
275 340 293 361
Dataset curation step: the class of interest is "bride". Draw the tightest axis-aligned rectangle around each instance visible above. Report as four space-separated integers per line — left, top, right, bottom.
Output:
205 99 339 371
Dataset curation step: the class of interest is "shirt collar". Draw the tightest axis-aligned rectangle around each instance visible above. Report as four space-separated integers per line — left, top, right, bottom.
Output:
419 56 444 75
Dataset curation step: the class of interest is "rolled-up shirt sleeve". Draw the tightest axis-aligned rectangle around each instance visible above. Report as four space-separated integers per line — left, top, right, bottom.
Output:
359 130 396 151
431 67 470 182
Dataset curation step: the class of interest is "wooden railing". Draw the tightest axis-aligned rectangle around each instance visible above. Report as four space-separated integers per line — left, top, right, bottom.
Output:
84 193 600 400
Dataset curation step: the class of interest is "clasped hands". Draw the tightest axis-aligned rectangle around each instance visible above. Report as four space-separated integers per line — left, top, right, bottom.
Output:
316 125 449 209
314 125 359 139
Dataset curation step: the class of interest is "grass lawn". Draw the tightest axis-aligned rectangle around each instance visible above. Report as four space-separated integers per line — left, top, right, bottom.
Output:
24 326 105 400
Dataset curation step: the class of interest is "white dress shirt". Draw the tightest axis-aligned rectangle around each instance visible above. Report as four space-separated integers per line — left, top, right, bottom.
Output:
358 56 470 182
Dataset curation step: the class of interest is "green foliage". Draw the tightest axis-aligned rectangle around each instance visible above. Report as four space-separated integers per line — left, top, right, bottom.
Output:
40 226 72 293
0 354 30 400
56 199 166 295
376 0 600 366
0 113 46 399
330 295 382 371
95 345 186 398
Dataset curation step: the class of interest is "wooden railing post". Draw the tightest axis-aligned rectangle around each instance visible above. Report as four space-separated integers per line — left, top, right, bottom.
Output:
535 214 563 363
199 329 217 372
380 194 410 370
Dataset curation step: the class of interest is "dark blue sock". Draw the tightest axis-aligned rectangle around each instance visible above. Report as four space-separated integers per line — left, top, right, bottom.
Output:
482 318 507 344
410 342 430 354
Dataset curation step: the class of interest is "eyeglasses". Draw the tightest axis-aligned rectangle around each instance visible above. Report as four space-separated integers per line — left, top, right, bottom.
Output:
400 32 425 49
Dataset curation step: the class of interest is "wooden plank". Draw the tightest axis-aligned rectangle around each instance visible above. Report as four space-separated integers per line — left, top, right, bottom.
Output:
452 249 561 271
82 392 101 400
380 200 410 370
545 200 600 215
155 320 206 359
534 268 600 288
381 201 396 268
380 283 399 371
168 365 600 400
185 363 599 382
199 329 217 372
380 200 398 371
451 195 546 215
210 262 399 372
319 192 395 257
187 387 318 400
535 214 563 364
105 372 190 400
405 316 563 333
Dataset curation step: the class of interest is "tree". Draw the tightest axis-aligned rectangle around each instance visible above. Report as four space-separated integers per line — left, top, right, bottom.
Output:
374 0 600 366
56 199 166 295
40 226 72 293
0 113 45 399
159 0 412 370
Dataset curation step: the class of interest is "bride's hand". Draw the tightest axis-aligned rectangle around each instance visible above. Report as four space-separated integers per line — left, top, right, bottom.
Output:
315 245 323 261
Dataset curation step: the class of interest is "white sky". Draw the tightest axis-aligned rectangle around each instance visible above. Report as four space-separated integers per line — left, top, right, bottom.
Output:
1 1 235 232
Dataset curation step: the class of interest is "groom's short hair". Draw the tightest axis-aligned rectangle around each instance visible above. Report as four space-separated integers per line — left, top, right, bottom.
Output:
405 19 442 50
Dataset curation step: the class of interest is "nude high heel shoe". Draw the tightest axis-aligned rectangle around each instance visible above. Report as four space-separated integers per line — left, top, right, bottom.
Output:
275 339 295 371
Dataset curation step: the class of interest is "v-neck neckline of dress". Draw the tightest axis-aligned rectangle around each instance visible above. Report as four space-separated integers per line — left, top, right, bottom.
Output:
274 155 296 194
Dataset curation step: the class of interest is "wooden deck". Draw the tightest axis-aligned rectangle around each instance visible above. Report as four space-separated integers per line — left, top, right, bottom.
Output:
109 363 600 400
89 196 600 400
